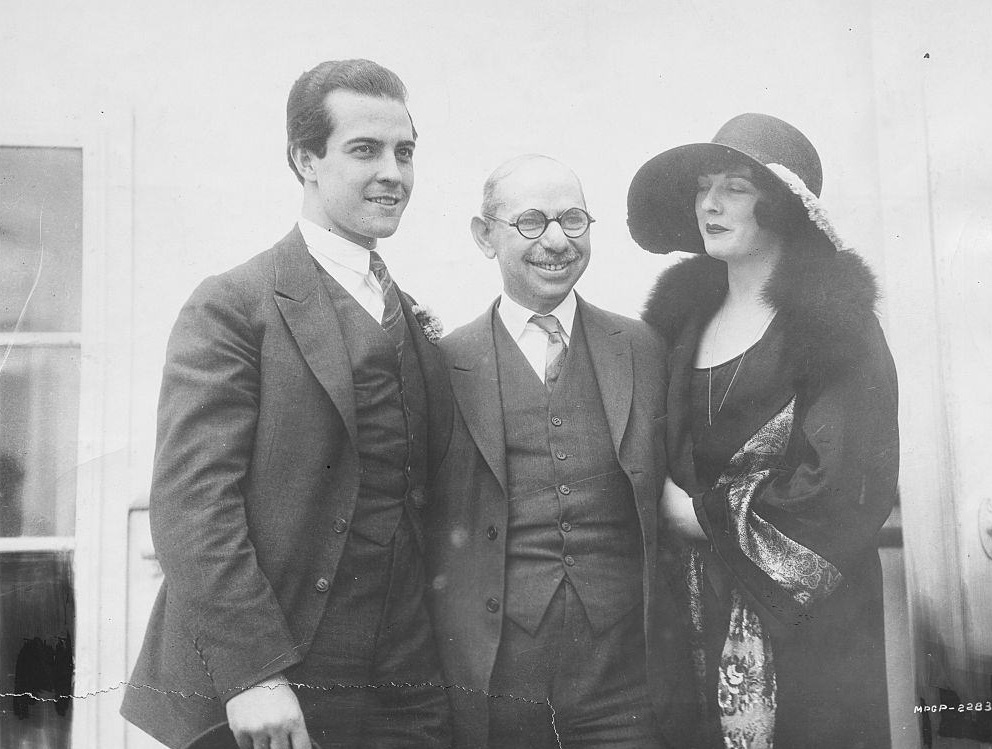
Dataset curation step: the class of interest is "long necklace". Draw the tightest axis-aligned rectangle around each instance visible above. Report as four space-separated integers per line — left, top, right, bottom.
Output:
707 307 775 426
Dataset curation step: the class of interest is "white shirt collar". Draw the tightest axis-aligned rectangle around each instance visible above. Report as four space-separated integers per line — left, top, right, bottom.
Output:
297 217 386 322
298 217 372 277
497 290 577 342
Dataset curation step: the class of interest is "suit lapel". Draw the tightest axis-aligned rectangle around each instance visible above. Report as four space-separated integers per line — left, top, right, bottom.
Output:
579 298 633 457
448 302 507 495
399 292 453 479
272 226 358 445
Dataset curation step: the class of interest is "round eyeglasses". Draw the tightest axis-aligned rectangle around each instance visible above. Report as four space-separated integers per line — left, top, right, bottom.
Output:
483 207 595 239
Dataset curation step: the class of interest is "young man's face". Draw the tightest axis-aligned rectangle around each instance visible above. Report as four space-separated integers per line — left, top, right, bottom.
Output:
301 90 415 247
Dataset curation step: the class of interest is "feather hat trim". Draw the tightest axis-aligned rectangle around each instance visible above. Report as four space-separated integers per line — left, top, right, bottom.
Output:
765 163 847 252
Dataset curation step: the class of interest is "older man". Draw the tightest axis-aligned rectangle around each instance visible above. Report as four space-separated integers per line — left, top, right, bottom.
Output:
426 155 685 748
122 59 452 749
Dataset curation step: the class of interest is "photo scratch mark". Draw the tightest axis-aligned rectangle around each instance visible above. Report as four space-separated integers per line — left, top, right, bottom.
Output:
548 696 563 748
4 679 551 706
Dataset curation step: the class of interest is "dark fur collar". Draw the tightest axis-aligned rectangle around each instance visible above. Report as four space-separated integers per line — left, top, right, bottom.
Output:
642 249 880 381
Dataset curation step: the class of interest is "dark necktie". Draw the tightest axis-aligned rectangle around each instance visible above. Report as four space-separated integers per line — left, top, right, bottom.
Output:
369 250 404 358
530 314 568 391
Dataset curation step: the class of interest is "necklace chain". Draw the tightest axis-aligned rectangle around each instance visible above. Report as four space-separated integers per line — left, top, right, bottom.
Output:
706 307 775 427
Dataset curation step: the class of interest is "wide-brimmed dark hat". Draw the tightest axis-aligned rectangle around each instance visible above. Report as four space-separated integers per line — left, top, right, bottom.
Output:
627 113 845 255
181 721 322 749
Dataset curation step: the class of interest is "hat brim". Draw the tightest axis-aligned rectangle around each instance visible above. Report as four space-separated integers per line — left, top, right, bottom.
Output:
627 142 837 255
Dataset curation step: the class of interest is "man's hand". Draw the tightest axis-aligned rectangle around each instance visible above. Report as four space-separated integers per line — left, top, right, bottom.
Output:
225 673 312 749
661 476 707 541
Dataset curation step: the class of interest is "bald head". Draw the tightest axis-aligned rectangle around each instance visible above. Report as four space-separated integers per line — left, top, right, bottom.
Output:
480 155 586 217
472 154 592 314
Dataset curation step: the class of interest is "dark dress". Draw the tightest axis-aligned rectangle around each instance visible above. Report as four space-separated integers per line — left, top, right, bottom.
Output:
686 321 794 747
646 252 899 749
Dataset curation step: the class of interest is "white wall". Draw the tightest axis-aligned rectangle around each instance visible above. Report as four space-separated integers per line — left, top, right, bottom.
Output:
870 3 992 745
0 0 887 495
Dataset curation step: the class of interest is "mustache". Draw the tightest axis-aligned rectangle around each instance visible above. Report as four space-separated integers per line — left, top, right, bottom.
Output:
527 252 580 264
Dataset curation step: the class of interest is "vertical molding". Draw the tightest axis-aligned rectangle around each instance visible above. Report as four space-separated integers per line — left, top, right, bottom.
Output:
867 2 977 745
868 1 938 745
71 112 134 748
921 4 992 708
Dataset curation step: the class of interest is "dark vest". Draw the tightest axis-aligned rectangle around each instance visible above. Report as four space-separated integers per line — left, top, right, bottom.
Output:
494 309 642 635
320 270 428 545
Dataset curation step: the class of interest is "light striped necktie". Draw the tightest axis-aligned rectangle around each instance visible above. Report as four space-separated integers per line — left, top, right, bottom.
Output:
369 250 404 357
530 314 568 391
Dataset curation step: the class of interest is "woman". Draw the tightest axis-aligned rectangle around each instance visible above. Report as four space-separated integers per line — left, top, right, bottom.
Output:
627 114 898 748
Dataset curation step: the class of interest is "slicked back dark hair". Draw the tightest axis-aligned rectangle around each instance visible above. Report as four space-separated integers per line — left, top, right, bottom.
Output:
286 59 413 184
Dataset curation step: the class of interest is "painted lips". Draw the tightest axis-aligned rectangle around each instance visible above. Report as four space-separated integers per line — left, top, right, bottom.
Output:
705 223 728 234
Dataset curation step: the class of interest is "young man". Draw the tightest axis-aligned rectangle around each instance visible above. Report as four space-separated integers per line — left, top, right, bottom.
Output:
122 59 452 749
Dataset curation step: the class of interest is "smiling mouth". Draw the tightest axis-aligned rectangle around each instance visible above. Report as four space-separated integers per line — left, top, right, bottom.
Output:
368 196 401 206
530 259 573 272
705 223 728 234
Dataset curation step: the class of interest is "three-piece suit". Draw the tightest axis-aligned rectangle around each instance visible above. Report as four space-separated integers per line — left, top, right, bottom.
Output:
426 296 693 748
122 226 453 748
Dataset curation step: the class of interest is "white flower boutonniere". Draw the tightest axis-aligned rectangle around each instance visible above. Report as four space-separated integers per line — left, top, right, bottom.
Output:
412 304 444 344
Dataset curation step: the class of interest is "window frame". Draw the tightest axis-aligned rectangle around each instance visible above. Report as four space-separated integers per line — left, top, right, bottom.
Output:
0 119 134 747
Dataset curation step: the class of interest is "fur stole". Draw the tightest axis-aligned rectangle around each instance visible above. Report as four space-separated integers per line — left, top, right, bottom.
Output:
642 249 881 384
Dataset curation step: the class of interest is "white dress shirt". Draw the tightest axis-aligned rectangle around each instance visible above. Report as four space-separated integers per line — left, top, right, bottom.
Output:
298 217 385 322
497 291 577 384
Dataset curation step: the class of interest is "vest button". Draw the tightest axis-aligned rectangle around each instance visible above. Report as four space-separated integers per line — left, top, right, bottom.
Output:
564 555 575 567
486 597 501 613
487 525 499 540
332 518 348 533
550 416 563 427
315 577 330 593
560 521 572 533
554 449 567 460
558 484 570 495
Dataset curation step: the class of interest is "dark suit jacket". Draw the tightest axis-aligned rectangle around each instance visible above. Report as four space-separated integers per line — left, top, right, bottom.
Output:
122 226 452 749
425 296 693 747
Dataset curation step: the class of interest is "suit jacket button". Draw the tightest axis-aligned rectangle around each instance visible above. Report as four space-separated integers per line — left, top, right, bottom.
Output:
409 488 426 509
550 416 563 427
564 555 575 567
315 577 330 593
486 597 500 613
554 449 567 460
487 525 498 540
558 484 570 495
560 521 572 533
332 518 348 533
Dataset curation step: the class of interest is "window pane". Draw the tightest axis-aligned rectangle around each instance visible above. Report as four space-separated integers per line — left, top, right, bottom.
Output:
0 146 83 332
0 551 73 749
0 347 79 537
